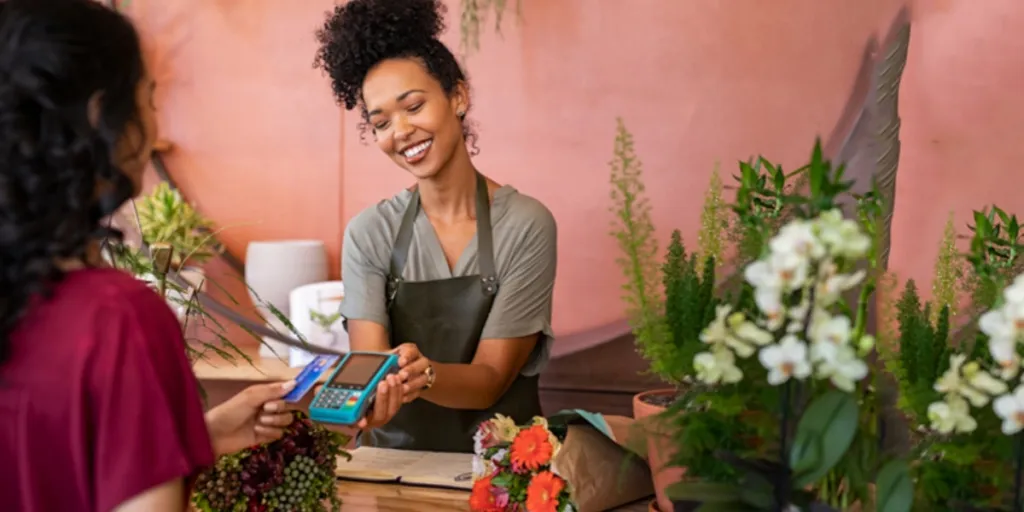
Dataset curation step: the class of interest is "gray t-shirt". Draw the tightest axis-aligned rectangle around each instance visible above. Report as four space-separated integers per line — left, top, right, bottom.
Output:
339 185 556 376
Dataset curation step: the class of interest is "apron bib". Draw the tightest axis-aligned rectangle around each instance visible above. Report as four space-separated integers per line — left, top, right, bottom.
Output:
361 173 542 453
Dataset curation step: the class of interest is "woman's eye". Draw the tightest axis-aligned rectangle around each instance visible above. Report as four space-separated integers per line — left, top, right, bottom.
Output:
408 103 424 113
374 121 390 131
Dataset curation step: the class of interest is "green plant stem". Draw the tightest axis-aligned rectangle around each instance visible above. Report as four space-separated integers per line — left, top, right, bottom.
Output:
1015 432 1024 512
851 280 875 343
778 380 794 510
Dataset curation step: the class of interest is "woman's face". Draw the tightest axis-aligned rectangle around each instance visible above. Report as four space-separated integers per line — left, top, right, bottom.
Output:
361 58 467 180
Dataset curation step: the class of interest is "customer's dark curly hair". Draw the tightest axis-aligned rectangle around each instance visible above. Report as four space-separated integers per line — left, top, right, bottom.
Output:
313 0 479 154
0 0 145 364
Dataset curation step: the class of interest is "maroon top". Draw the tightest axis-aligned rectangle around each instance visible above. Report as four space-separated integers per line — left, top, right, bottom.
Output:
0 268 214 511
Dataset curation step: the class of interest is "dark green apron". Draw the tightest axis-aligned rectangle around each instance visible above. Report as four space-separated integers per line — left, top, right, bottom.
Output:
361 173 542 453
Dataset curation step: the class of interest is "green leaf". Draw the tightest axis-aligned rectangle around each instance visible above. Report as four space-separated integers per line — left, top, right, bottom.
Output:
789 390 859 487
876 459 914 512
788 433 822 478
664 481 743 503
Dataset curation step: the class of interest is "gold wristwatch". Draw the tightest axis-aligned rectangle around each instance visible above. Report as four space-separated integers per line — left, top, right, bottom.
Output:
423 364 436 390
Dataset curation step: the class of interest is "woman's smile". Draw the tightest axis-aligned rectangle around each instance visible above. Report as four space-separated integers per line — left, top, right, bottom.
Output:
400 138 433 164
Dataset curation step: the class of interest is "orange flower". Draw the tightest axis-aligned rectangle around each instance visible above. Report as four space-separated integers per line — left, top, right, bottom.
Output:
526 471 566 512
469 475 508 511
509 424 554 471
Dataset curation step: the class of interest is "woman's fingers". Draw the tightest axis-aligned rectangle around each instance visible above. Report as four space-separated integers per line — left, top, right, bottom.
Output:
355 375 408 428
392 343 422 366
254 425 288 443
386 374 403 418
401 373 429 396
258 411 294 428
398 355 430 382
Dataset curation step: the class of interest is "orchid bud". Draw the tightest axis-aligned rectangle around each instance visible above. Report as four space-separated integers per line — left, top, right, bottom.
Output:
856 335 876 357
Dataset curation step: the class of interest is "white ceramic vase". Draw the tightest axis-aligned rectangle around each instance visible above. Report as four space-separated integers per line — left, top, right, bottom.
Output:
244 240 329 360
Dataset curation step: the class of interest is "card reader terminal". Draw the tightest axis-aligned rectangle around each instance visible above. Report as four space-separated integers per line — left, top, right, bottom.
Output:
308 351 400 426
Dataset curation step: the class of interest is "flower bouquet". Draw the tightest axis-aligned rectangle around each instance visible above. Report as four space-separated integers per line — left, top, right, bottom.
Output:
470 415 575 512
191 412 351 512
662 141 913 511
882 205 1024 510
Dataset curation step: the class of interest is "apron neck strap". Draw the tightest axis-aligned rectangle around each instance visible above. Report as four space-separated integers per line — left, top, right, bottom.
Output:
389 172 497 282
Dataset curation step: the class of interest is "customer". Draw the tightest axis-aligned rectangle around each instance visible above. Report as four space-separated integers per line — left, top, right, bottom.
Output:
0 1 295 511
315 0 557 452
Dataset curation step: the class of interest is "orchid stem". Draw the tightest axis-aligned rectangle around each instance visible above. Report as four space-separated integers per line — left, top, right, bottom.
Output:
1014 432 1023 512
778 380 793 511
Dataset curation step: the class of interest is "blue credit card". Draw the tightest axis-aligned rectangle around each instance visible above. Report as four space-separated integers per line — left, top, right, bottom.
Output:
283 354 340 402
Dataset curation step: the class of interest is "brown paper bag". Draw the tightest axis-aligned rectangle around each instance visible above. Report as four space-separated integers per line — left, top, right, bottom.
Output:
552 416 653 511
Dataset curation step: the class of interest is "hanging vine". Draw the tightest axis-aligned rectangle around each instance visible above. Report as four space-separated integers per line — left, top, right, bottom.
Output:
460 0 522 57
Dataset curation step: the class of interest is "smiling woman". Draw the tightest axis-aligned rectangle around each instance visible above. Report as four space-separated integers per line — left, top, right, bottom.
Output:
313 0 558 454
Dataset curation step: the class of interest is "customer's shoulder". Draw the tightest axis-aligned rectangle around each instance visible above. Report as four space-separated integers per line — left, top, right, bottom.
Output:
60 268 167 310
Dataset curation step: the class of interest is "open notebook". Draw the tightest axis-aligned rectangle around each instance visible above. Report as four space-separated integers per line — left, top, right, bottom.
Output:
334 447 474 491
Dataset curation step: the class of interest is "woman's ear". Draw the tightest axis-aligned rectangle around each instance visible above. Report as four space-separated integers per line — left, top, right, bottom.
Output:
452 81 470 118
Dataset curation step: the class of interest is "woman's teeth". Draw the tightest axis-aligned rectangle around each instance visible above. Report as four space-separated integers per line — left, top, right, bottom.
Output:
403 140 432 158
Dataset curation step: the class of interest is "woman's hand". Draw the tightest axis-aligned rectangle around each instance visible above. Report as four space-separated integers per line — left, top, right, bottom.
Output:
356 373 404 429
353 343 430 429
205 381 299 457
392 342 432 403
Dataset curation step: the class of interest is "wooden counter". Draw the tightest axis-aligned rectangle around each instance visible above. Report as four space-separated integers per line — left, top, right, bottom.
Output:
334 480 650 511
195 349 653 511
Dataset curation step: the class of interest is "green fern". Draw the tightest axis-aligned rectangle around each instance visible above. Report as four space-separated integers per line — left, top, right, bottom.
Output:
891 279 953 422
662 230 719 379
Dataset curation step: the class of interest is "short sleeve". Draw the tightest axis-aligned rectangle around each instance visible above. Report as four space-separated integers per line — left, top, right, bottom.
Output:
340 209 392 329
481 202 558 376
89 286 214 511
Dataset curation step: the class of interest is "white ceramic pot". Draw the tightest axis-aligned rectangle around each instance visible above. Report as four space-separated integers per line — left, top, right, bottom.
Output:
244 240 329 359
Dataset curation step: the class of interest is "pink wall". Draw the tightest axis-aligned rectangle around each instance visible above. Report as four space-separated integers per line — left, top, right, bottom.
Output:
125 0 1024 341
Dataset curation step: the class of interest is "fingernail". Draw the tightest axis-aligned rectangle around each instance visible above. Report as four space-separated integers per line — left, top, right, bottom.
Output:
282 381 296 391
264 402 279 412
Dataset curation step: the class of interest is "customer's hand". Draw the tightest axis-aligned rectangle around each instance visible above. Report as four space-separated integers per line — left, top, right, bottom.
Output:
205 381 299 457
356 373 404 429
392 342 432 403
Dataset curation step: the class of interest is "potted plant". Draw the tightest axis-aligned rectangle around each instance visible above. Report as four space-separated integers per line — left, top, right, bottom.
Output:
652 140 913 511
134 181 222 289
880 205 1024 510
608 118 715 509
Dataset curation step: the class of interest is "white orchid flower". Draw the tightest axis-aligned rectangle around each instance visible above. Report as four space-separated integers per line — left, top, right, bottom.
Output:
994 385 1024 435
814 209 871 259
770 220 825 260
1004 275 1024 305
817 269 866 306
694 348 743 385
759 335 811 385
935 354 1003 407
810 341 868 392
927 395 977 434
811 314 853 346
989 338 1021 380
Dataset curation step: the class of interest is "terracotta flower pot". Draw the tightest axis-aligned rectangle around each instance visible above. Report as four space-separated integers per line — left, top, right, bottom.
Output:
633 389 685 512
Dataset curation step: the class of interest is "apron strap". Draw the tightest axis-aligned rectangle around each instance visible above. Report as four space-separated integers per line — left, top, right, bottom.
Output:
474 172 498 293
389 187 420 285
387 172 499 299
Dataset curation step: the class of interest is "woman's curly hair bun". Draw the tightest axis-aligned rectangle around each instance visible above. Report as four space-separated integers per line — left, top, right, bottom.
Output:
314 0 452 111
